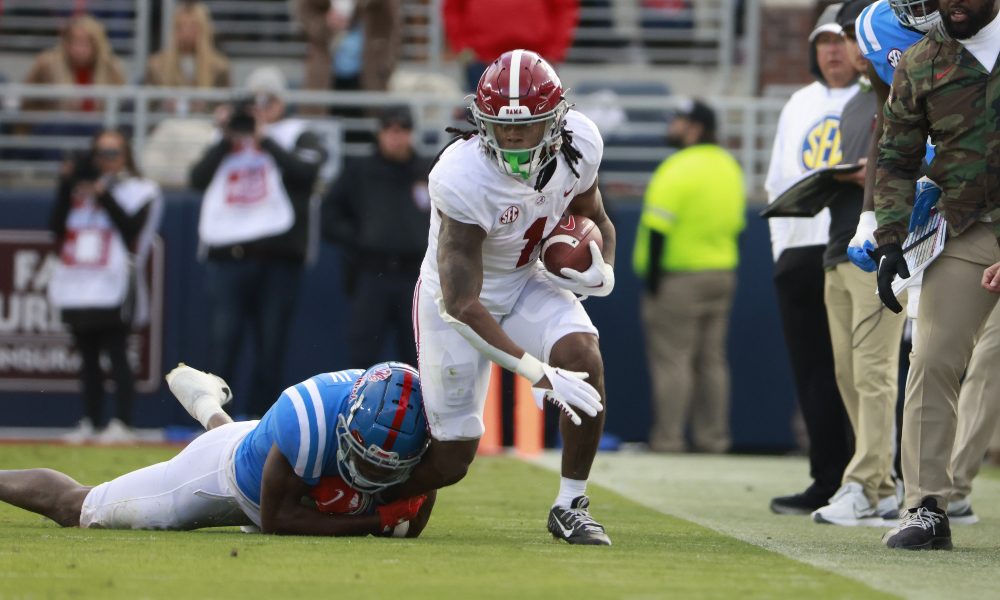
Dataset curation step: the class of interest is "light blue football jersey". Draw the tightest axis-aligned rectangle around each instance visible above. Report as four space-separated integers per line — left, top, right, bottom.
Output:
855 0 923 86
233 369 365 505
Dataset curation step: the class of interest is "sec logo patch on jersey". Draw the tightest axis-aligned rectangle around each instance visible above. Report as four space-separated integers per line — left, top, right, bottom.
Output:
499 205 520 224
800 115 843 170
887 48 903 68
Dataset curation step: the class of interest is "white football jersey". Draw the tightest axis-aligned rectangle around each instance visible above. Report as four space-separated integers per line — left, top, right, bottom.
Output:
420 109 604 317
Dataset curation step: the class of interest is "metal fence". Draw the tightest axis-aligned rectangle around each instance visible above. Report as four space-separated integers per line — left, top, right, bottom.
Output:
0 83 785 201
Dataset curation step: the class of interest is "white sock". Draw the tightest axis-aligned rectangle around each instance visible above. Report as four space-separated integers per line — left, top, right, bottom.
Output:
554 477 587 509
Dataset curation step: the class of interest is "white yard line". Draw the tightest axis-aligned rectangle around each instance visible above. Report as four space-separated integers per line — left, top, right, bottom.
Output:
531 451 1000 600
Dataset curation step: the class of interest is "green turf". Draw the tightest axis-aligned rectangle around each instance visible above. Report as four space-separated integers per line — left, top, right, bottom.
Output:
0 445 891 599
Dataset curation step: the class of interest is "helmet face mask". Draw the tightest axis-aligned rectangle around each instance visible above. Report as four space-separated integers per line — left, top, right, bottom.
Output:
888 0 941 32
472 49 568 181
335 362 428 494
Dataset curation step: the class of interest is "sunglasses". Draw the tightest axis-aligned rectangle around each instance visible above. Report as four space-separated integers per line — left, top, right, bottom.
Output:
95 148 123 159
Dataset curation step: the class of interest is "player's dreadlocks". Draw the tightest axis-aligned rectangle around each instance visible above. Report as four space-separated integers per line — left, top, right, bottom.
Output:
442 114 583 192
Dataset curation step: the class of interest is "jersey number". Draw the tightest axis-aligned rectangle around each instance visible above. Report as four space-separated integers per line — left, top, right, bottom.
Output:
516 217 547 268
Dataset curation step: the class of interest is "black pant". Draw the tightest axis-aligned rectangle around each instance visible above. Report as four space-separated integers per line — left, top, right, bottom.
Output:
72 325 134 427
347 268 419 369
773 246 853 495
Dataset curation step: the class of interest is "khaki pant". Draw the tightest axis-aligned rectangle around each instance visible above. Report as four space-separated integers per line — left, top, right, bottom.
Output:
950 301 1000 502
903 223 1000 509
643 270 736 453
825 261 906 505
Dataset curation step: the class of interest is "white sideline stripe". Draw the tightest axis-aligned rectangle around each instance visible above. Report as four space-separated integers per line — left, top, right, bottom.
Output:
285 386 312 477
509 49 523 106
303 378 327 480
528 451 1000 599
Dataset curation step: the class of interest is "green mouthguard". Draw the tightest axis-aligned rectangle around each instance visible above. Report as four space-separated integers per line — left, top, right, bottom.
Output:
504 151 532 179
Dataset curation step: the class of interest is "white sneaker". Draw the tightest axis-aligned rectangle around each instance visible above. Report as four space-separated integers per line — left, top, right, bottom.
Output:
947 497 980 525
811 482 880 526
96 418 137 445
62 418 95 445
876 494 900 525
165 363 233 423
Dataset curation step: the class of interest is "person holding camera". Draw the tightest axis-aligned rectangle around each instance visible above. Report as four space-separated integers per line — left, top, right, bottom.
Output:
49 130 164 444
189 66 327 418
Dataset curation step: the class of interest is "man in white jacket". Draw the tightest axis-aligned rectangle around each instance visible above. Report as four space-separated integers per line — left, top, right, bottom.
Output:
765 4 860 516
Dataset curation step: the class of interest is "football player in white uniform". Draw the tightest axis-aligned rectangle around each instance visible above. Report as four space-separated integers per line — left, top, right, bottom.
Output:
385 49 616 545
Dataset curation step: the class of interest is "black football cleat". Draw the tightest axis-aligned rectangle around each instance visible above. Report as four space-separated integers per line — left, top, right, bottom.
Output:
547 496 611 546
883 497 952 550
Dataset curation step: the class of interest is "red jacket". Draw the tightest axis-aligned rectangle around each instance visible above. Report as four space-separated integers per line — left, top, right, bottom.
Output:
443 0 579 64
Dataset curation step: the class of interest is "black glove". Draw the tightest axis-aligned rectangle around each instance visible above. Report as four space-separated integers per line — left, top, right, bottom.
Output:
867 243 910 314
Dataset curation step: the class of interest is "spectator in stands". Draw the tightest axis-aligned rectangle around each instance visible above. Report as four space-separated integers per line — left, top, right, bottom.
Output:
48 130 164 445
23 14 125 112
188 66 327 418
145 1 231 114
443 0 580 91
633 99 745 453
295 1 401 97
321 106 430 367
764 5 858 516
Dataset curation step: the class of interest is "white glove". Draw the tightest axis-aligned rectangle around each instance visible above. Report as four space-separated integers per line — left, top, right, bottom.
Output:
545 241 614 299
849 211 877 248
531 363 603 426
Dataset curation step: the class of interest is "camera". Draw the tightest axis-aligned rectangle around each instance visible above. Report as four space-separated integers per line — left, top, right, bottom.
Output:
227 96 257 135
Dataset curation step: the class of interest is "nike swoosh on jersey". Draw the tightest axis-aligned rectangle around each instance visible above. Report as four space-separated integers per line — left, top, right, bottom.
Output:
563 187 575 197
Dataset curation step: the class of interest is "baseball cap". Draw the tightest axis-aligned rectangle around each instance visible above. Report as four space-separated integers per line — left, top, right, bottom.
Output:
809 3 844 41
674 98 716 134
378 105 414 130
244 66 287 100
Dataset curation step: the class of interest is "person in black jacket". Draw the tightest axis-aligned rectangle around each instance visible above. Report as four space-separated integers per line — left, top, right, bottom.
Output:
322 106 430 366
189 66 326 417
49 130 163 444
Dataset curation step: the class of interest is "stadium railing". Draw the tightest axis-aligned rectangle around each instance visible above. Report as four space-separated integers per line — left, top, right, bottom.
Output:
0 83 786 201
0 0 152 83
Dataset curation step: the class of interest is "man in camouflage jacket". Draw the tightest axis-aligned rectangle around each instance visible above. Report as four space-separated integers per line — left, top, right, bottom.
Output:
872 0 1000 551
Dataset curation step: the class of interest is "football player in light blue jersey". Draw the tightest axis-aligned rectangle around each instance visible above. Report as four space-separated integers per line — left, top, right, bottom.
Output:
847 0 941 270
0 362 435 538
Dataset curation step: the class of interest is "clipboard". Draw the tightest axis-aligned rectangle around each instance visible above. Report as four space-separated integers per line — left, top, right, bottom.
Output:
759 163 864 218
890 209 947 296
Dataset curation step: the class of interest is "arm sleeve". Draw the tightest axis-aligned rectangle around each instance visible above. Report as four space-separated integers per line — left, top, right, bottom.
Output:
261 131 327 189
874 55 927 246
49 176 74 240
97 190 150 249
765 104 792 262
271 386 327 486
188 138 232 191
640 159 680 235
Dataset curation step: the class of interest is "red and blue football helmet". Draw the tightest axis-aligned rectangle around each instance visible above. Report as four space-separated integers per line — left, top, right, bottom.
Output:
335 362 429 493
888 0 940 32
471 49 569 181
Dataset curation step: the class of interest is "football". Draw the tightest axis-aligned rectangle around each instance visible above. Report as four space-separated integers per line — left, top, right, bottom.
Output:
541 214 603 277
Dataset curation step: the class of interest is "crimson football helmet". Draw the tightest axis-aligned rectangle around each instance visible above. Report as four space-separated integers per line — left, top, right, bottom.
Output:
471 49 569 181
888 0 940 32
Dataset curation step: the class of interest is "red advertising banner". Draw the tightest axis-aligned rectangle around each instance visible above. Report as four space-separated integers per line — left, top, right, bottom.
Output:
0 230 164 393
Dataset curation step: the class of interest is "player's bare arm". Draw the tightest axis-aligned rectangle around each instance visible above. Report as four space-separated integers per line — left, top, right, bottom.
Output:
566 178 616 267
259 444 385 536
437 213 531 367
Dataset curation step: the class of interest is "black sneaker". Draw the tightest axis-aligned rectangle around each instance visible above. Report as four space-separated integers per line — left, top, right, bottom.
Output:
770 487 830 515
883 497 952 550
547 496 611 546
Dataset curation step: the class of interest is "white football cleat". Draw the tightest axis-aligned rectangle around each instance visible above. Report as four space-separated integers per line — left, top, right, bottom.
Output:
165 363 232 423
62 417 95 445
95 418 138 445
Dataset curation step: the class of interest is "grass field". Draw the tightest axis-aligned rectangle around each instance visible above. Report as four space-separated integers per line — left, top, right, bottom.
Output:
0 445 997 599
